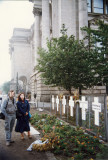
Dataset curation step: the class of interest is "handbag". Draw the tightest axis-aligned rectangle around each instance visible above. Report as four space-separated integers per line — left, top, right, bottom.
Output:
0 112 5 120
28 111 32 119
16 110 22 119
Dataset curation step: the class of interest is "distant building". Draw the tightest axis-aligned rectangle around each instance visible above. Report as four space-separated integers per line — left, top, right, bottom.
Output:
9 0 108 101
9 28 32 93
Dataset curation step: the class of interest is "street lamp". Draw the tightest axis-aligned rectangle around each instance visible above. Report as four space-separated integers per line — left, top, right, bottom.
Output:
16 72 19 94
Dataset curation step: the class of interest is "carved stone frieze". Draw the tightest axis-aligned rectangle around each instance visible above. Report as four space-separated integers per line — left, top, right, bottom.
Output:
33 7 42 16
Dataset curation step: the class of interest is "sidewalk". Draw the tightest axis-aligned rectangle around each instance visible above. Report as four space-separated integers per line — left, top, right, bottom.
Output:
0 119 56 160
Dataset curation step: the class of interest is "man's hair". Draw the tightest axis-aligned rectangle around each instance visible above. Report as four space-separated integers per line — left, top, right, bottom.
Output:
10 90 14 93
8 90 14 96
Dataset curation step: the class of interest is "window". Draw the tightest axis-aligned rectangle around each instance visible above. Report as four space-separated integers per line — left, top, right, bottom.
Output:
87 0 108 14
87 0 92 12
94 0 103 13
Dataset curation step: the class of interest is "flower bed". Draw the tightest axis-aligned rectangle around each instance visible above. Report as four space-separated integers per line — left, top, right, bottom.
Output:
30 113 108 160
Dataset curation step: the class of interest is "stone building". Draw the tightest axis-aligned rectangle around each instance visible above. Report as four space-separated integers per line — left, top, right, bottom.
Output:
9 0 108 101
9 28 32 93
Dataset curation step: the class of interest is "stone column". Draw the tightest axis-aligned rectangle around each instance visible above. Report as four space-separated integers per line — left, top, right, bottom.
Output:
33 7 42 67
57 0 77 37
52 0 59 37
42 0 50 49
79 0 88 39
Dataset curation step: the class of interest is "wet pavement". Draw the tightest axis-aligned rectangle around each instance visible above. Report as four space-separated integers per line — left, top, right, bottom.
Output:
0 119 56 160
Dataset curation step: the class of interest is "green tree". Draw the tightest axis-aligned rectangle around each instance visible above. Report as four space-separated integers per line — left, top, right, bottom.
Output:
35 25 95 94
82 20 108 90
2 81 10 94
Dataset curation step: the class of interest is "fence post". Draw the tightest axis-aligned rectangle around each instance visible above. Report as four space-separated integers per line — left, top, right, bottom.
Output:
76 102 79 126
50 95 51 113
37 100 38 109
60 99 62 119
88 96 91 129
55 96 56 115
104 95 108 142
35 98 36 109
43 99 44 110
35 98 37 109
67 96 69 122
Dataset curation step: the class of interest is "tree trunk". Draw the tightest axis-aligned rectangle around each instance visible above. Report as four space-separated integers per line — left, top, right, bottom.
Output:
69 88 72 95
79 87 82 95
106 86 108 95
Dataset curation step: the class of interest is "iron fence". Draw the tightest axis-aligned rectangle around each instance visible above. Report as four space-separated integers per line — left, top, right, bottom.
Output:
30 94 108 142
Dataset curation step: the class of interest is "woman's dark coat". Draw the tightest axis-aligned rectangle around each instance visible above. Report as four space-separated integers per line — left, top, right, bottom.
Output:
15 100 30 133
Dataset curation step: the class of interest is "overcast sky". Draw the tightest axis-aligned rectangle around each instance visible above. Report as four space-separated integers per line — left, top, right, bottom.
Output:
0 0 34 86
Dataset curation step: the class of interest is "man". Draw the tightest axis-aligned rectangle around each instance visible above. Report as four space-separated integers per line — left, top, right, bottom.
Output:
1 90 17 146
0 95 2 109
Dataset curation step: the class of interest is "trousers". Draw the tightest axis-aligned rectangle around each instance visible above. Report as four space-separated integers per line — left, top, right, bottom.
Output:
5 115 16 142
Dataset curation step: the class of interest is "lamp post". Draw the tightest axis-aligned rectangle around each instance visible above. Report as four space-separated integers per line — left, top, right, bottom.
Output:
16 72 19 94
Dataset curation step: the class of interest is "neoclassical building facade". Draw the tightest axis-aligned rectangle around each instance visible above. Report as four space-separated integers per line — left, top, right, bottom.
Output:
9 0 108 101
9 28 32 93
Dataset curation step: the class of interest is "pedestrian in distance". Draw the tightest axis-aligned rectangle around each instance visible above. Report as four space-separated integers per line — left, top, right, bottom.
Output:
1 90 17 146
0 96 2 109
15 93 32 140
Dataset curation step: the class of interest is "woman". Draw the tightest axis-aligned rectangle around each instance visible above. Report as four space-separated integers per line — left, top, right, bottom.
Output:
15 93 32 140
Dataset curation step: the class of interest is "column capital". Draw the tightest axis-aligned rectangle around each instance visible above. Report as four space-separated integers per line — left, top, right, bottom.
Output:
33 7 42 16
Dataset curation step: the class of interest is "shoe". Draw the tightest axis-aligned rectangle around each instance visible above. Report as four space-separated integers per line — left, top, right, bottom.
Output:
6 141 10 146
21 136 25 140
28 135 32 139
10 140 15 143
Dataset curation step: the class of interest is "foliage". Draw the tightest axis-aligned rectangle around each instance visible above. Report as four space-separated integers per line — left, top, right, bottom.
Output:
82 20 108 86
35 24 95 94
35 21 108 94
30 113 40 125
30 113 108 160
1 81 10 94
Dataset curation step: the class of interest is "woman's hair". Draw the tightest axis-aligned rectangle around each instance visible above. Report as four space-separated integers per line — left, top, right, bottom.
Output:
18 93 25 102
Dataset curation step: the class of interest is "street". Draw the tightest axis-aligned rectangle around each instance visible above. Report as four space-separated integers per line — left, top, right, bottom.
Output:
0 119 56 160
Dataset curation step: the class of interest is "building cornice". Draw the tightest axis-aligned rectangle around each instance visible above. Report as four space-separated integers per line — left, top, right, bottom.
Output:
29 0 42 16
33 7 42 16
